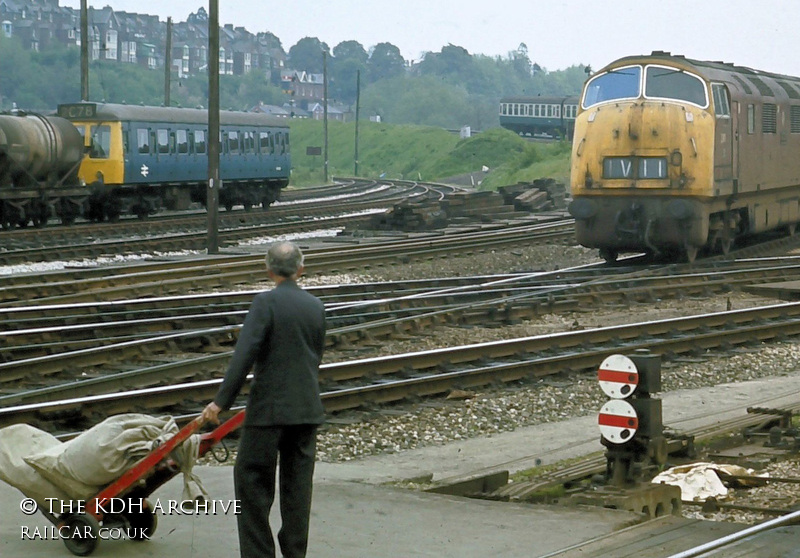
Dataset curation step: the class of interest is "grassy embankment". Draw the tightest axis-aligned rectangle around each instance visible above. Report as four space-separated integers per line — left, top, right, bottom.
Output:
287 119 572 190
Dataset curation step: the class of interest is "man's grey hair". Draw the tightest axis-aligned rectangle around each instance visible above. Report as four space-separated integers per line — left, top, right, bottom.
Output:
266 241 304 277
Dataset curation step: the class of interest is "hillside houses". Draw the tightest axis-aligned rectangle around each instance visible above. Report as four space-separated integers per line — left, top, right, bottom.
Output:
0 1 358 119
0 1 287 83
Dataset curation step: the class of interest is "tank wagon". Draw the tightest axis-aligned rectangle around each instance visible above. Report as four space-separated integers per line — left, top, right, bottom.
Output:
0 112 86 229
569 51 800 262
499 95 578 139
57 102 291 221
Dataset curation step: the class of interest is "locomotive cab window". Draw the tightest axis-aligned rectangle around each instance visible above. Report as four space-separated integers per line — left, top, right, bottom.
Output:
711 84 730 117
644 66 707 107
89 125 111 159
582 65 641 108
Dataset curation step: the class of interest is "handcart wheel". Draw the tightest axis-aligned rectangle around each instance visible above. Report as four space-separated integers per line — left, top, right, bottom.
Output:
62 513 100 556
125 499 158 540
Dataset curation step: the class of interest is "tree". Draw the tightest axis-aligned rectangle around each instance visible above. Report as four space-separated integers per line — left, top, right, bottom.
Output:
287 37 329 73
366 42 405 83
332 40 368 65
330 41 368 104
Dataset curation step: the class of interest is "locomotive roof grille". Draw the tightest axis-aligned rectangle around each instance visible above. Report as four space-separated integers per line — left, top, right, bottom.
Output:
746 76 775 97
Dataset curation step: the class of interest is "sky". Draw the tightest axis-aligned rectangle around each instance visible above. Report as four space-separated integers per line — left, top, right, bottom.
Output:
59 0 800 77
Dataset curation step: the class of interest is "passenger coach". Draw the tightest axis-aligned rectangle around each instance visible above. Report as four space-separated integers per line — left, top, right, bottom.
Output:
499 96 578 139
57 103 291 220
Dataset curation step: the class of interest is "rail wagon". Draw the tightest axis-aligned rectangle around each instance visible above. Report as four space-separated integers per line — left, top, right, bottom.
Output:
57 102 291 220
499 95 578 139
569 51 800 263
0 111 86 229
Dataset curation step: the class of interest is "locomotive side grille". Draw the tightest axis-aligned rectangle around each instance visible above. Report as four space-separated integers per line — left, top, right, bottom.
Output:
791 106 800 134
763 103 778 134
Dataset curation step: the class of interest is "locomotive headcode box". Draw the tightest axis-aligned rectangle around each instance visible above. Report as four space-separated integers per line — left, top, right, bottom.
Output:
57 103 98 119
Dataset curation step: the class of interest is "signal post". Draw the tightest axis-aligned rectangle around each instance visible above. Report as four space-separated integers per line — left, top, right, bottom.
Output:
571 351 682 518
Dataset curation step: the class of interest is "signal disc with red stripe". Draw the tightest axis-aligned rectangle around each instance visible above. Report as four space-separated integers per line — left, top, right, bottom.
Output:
598 399 639 444
598 354 638 399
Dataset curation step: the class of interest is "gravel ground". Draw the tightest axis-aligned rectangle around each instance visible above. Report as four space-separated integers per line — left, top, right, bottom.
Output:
45 235 783 524
193 239 800 524
304 241 800 524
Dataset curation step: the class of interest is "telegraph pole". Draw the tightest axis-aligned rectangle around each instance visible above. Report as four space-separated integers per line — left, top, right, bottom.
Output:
207 1 220 254
164 17 172 107
354 69 360 176
323 51 328 183
80 0 88 100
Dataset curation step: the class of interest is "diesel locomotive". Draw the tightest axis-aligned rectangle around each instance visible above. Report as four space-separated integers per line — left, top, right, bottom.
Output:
499 96 579 139
568 51 800 262
0 102 291 229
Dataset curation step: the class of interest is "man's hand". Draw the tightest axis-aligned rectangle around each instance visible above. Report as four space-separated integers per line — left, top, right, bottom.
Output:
201 401 222 425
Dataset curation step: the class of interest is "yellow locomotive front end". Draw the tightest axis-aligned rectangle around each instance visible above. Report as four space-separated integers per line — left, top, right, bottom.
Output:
569 59 717 262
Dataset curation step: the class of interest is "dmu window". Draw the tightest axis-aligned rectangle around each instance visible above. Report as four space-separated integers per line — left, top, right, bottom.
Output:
157 129 169 154
194 130 206 154
137 129 149 154
176 130 188 154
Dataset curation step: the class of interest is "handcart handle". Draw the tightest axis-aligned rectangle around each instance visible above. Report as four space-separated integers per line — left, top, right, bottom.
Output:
198 409 246 457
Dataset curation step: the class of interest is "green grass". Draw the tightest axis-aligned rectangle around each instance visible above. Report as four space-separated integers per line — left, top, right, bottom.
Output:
287 119 572 190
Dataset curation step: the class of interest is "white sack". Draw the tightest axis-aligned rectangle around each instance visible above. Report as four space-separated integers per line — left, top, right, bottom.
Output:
24 414 181 500
0 424 72 507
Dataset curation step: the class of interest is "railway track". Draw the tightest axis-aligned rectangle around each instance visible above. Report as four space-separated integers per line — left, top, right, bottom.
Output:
0 178 463 265
6 254 800 380
0 217 575 305
5 301 800 434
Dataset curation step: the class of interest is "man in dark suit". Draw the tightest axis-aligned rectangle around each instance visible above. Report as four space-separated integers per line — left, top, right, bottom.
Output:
201 241 326 558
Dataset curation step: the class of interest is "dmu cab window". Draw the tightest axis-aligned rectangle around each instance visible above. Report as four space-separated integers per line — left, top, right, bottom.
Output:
644 66 707 107
89 125 111 158
582 65 641 108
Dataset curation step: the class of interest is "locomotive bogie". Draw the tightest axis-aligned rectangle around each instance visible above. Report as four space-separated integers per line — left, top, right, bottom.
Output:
569 52 800 262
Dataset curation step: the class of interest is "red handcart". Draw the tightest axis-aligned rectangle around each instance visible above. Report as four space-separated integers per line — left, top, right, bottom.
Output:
38 410 245 556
